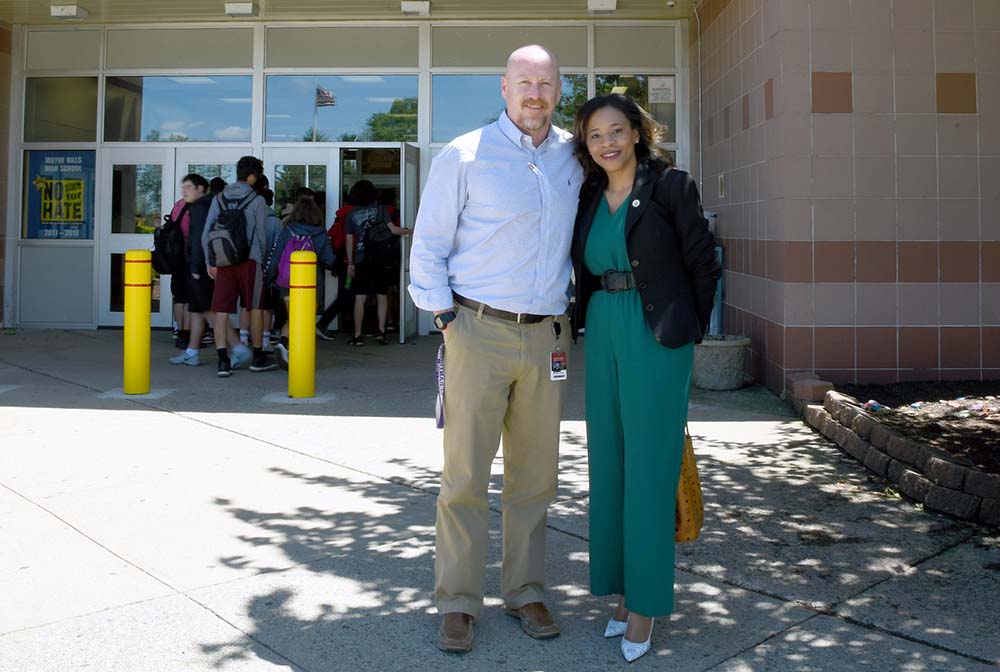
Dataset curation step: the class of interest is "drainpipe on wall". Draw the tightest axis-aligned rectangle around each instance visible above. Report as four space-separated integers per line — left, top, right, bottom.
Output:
692 0 704 192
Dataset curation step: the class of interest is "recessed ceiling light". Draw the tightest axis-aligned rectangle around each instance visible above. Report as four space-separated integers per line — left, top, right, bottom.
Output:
50 4 89 20
224 2 258 17
401 1 431 17
588 0 617 14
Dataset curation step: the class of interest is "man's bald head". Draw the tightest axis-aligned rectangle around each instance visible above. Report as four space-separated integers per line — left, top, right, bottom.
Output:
502 45 562 143
506 45 560 75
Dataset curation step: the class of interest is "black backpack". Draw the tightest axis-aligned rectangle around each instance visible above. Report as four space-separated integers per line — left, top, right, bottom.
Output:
152 205 188 275
206 192 258 268
362 206 396 264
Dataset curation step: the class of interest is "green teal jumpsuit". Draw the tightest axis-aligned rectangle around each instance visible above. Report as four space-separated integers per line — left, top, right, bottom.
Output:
584 194 694 618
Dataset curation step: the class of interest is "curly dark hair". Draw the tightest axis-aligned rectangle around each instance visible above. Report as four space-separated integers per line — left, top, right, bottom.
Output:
573 94 670 182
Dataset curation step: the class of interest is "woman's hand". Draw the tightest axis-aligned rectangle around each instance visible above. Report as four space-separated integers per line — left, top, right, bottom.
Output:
347 263 356 278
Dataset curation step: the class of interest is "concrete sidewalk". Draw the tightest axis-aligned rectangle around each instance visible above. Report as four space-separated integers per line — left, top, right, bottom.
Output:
0 329 997 671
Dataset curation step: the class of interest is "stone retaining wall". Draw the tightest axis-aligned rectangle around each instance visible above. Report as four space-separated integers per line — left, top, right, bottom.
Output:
799 389 999 527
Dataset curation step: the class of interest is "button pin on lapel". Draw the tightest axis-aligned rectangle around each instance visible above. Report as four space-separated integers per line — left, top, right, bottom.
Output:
632 199 641 207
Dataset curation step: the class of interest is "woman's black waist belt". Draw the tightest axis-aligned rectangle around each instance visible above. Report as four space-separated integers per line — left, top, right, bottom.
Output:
453 293 552 324
600 270 636 293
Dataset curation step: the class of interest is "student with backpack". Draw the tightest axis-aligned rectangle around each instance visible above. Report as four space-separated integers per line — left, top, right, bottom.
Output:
173 175 248 368
345 180 411 346
155 189 194 350
264 195 336 368
201 156 277 377
314 182 359 340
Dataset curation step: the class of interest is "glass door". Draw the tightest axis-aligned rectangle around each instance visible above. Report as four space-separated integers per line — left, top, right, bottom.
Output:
174 147 248 194
97 147 174 327
398 143 420 343
263 144 418 342
264 148 338 226
264 147 340 328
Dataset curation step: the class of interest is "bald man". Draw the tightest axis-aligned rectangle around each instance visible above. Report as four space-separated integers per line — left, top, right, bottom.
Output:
409 45 584 653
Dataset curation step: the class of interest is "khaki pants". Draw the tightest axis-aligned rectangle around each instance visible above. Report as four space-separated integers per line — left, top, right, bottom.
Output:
435 303 571 617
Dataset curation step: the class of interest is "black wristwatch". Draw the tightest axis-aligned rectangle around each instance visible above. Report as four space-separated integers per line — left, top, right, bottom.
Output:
434 310 457 330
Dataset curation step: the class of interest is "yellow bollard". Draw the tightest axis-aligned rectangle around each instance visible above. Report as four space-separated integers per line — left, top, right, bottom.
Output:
288 249 317 398
123 249 152 395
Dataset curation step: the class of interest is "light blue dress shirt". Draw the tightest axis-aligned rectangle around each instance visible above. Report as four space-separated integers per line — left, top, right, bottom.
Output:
408 111 584 315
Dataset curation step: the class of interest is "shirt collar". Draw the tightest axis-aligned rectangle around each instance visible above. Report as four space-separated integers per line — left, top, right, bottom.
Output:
498 111 558 152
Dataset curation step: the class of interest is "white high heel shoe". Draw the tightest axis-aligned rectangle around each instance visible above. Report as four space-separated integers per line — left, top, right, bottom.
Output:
621 616 654 663
603 617 627 638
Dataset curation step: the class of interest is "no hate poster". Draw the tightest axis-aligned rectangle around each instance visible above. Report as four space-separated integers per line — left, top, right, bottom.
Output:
23 150 96 240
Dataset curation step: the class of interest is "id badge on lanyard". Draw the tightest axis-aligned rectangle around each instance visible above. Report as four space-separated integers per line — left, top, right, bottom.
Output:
435 344 446 428
550 319 567 381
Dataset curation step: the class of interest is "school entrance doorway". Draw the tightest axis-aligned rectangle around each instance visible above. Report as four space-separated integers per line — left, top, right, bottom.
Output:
264 143 420 344
97 146 249 328
93 143 419 343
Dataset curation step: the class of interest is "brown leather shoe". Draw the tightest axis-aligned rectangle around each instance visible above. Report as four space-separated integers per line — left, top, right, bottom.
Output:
505 602 561 639
437 612 474 653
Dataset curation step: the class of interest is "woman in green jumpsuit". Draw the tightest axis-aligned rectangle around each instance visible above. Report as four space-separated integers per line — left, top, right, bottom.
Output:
570 95 721 662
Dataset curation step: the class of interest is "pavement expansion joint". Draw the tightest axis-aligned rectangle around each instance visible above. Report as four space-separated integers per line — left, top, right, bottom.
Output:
99 388 176 400
260 391 340 404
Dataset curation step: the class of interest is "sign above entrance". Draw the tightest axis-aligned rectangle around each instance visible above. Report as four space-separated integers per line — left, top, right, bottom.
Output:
23 150 96 240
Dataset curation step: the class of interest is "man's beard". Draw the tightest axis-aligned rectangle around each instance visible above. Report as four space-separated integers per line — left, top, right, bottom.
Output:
517 111 549 131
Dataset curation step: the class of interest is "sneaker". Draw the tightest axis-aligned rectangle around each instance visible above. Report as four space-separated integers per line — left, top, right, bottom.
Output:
230 345 252 370
201 333 215 346
217 359 232 378
348 336 365 347
250 355 278 372
376 331 388 346
316 326 336 341
275 342 289 370
169 351 201 366
262 343 275 354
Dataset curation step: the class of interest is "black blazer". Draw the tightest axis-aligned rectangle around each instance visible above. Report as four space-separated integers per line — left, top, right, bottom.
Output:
571 159 722 348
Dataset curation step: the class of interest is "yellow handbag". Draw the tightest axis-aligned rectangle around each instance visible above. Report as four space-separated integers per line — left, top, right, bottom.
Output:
675 424 704 543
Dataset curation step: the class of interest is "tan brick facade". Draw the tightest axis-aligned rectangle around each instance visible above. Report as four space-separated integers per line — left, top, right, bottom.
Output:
692 0 1000 393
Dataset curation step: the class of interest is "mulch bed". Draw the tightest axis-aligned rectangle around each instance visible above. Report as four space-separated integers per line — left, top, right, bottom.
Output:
839 380 1000 476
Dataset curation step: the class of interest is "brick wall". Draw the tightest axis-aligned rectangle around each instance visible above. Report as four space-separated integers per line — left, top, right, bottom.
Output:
693 0 1000 394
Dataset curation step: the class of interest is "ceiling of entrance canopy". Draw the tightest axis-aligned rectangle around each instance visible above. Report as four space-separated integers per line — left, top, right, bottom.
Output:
0 1 696 25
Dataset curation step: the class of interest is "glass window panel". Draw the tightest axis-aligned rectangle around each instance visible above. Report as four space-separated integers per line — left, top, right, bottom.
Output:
186 163 237 184
432 74 587 144
552 75 588 133
596 74 677 144
24 77 98 142
112 164 162 234
104 76 253 142
110 253 161 314
265 75 418 143
274 165 328 217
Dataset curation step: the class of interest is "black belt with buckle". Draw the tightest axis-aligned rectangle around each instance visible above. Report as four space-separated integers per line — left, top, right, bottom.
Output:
453 293 551 324
600 270 636 293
